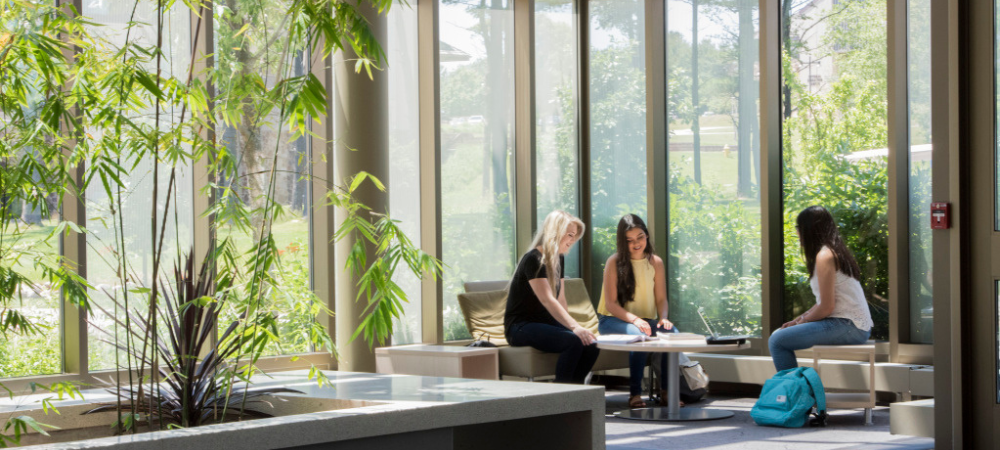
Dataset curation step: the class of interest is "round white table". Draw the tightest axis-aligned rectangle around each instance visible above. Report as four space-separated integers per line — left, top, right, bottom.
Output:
597 338 751 421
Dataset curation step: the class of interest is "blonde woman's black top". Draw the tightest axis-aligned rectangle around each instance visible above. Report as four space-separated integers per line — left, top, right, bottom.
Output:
505 249 565 333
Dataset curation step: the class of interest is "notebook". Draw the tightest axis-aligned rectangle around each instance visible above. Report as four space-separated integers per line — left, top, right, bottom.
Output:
697 308 752 345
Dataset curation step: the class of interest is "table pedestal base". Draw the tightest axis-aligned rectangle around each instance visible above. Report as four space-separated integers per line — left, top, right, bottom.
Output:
614 408 735 422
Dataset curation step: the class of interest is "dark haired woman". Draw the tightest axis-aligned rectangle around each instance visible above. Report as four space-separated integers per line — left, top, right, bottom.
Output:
597 214 683 408
768 206 873 372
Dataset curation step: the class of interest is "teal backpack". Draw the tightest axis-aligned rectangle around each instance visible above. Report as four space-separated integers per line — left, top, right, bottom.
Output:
751 367 828 427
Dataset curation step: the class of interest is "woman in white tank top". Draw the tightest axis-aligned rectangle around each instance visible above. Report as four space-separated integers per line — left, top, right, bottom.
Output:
768 206 873 372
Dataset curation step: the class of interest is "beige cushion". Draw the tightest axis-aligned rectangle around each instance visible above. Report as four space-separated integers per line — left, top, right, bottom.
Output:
456 289 509 346
457 278 629 378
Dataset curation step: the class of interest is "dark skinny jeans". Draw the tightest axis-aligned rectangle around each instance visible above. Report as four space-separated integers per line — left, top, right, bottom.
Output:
507 321 600 384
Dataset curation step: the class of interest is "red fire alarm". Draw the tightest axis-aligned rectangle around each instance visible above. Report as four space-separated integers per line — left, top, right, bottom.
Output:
931 202 950 229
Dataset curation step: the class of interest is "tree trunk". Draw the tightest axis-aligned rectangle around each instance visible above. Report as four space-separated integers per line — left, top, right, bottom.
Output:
487 0 510 207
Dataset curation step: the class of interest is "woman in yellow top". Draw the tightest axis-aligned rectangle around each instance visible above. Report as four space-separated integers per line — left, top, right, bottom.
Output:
597 214 683 408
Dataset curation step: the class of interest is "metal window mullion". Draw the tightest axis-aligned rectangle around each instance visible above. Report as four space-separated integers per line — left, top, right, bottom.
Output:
192 1 216 355
419 0 443 344
759 0 783 344
59 0 87 376
645 0 668 307
578 0 594 295
886 0 910 361
514 0 536 253
310 34 336 357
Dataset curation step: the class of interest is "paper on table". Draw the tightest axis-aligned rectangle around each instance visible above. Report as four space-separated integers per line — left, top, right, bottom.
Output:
595 334 660 345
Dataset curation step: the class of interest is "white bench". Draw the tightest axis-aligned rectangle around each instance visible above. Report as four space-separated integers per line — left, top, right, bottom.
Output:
812 343 876 425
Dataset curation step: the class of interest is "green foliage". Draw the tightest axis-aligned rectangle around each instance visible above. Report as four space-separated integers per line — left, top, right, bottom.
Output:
782 0 890 340
1 0 436 443
330 173 443 348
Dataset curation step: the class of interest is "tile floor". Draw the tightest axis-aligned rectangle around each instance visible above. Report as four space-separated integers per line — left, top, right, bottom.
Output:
603 389 935 450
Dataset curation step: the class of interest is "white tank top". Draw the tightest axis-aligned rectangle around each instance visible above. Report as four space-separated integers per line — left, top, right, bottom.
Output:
809 268 873 331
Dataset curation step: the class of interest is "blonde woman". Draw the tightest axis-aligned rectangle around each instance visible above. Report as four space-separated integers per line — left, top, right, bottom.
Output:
504 210 599 384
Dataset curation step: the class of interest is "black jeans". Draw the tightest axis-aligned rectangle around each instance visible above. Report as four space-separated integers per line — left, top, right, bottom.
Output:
507 321 600 384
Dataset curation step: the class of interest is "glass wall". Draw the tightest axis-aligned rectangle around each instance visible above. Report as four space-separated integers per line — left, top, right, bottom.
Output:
213 1 314 355
84 0 194 371
589 0 647 298
535 0 580 278
780 0 889 340
389 2 423 345
439 0 516 341
908 0 932 343
0 194 61 378
666 0 761 336
0 1 64 378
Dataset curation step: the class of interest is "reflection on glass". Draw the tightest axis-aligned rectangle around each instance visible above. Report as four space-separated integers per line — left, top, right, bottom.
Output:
666 0 761 336
388 3 422 345
589 0 647 296
780 0 889 340
84 0 194 371
214 2 313 356
440 0 516 341
908 0 933 343
535 0 580 277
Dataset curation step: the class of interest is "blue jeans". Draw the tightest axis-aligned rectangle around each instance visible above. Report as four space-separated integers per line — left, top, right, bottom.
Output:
598 314 685 396
507 321 600 384
768 317 871 372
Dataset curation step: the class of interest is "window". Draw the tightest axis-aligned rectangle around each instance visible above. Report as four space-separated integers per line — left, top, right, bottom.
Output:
781 0 889 340
908 0 932 343
666 0 761 336
84 0 194 371
535 0 580 277
440 0 516 341
388 2 422 345
213 0 314 356
589 0 647 295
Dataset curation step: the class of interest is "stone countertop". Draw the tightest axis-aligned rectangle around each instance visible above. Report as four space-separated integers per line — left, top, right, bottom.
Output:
4 371 606 450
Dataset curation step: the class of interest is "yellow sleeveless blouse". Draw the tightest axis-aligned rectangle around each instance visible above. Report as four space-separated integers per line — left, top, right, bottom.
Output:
597 258 657 319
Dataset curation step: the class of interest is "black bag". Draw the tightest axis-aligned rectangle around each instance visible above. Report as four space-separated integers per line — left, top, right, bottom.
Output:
467 331 498 348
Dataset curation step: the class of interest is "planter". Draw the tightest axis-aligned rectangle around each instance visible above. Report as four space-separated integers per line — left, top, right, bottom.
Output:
2 371 606 450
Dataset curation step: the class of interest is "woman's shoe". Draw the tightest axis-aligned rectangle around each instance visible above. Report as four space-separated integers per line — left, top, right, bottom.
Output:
628 395 647 408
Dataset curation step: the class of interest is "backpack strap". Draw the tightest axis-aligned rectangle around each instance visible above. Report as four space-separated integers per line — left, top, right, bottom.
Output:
801 367 826 414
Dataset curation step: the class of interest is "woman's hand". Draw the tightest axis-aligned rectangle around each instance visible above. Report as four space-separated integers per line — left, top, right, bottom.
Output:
632 317 652 336
572 326 597 345
656 318 673 332
780 319 799 329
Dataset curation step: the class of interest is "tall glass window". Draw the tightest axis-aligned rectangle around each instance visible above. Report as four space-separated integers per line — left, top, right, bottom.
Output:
589 0 647 296
666 0 761 336
0 2 64 378
439 0 516 341
214 1 314 355
388 2 422 345
535 0 580 278
84 0 194 371
908 0 932 343
781 0 889 340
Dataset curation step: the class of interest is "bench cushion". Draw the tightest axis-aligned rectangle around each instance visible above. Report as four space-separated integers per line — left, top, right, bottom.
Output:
458 278 629 378
457 289 509 346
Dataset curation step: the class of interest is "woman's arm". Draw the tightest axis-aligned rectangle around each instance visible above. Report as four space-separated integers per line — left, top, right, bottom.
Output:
652 256 673 331
602 256 651 335
527 278 596 344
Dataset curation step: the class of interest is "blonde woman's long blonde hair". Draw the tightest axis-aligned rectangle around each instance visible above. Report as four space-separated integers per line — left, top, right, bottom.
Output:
527 210 586 295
